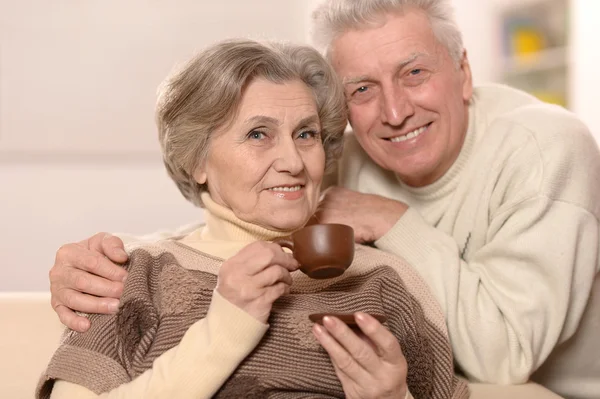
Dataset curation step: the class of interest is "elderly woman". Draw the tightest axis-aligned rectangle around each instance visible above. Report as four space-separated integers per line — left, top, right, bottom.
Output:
37 39 468 399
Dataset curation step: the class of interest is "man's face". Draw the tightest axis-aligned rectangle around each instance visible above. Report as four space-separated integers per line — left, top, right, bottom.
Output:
330 9 473 187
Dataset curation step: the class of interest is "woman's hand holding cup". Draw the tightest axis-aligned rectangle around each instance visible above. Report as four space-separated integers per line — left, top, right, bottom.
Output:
216 241 300 324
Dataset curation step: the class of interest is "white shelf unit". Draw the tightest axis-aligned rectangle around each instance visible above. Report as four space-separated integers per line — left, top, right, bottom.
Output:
494 0 570 107
501 45 568 77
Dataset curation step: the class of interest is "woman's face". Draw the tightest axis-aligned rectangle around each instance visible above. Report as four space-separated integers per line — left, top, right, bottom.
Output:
194 78 326 231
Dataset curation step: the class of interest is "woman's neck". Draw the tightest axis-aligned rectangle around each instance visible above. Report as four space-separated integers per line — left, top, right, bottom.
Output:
199 192 299 242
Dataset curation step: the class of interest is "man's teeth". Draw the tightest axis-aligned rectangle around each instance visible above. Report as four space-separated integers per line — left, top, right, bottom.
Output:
269 185 302 192
389 125 427 143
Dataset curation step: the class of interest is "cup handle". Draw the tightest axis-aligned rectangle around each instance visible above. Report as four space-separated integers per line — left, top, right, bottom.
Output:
273 236 294 252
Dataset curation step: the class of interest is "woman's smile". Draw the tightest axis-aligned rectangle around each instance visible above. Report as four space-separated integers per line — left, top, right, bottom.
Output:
266 184 305 200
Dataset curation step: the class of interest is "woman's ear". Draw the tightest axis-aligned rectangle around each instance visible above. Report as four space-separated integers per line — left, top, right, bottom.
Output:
193 164 207 185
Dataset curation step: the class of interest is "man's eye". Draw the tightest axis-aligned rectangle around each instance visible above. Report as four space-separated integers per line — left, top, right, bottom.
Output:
410 69 422 75
248 131 265 140
355 86 368 94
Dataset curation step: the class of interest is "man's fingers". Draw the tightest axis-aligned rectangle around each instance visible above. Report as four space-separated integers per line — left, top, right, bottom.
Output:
62 268 125 298
57 287 120 315
87 233 128 272
55 304 91 332
100 234 128 264
59 244 127 283
318 186 348 205
318 185 334 202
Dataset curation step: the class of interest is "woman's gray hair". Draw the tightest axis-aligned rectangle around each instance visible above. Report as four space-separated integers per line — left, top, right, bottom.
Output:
156 39 348 207
312 0 464 64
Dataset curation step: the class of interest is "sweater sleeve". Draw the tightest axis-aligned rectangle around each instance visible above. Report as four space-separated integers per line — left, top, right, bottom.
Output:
375 115 600 386
114 222 204 245
47 290 268 399
377 200 598 384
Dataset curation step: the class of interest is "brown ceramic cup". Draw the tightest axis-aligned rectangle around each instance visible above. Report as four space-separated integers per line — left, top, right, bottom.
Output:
274 223 355 279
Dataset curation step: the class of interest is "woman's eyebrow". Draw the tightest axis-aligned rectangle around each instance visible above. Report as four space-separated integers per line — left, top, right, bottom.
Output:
296 115 320 127
244 115 281 126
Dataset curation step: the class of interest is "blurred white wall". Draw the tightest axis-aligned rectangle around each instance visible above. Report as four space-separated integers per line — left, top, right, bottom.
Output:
0 0 307 291
453 0 497 84
570 0 600 138
1 0 598 291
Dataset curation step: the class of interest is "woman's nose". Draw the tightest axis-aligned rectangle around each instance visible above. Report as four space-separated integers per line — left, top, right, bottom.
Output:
273 137 304 175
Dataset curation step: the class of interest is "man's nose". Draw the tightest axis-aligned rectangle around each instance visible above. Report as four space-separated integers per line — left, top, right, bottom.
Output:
380 85 415 126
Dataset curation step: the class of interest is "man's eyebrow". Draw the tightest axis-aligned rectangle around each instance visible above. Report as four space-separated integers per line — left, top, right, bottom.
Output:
394 52 424 72
343 75 371 86
342 53 426 86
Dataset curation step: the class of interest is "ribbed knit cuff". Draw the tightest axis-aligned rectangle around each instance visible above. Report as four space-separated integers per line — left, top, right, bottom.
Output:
206 289 270 346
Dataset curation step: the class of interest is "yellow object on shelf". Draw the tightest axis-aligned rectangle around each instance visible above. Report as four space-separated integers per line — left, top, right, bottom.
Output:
512 27 545 58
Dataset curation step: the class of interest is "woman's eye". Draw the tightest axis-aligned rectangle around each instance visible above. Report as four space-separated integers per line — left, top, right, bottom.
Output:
248 130 266 140
297 130 319 140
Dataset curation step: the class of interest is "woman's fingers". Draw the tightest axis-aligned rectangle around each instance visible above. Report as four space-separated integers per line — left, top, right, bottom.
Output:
313 316 373 380
313 313 408 398
354 312 405 363
235 242 299 275
326 315 382 370
256 265 293 288
217 241 299 324
263 282 290 303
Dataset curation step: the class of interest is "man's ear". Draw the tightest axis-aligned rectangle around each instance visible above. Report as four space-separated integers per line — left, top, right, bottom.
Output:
460 49 473 102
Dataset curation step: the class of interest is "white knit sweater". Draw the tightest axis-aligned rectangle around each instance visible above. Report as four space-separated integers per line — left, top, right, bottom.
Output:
338 84 600 399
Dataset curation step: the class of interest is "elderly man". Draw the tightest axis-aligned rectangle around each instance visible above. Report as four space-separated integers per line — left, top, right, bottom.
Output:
48 0 599 398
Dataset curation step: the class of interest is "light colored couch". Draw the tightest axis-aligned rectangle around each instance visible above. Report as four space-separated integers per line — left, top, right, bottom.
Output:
0 292 564 399
1 293 65 399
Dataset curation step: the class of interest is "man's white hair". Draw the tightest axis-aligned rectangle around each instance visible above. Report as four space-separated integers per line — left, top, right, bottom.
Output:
311 0 464 64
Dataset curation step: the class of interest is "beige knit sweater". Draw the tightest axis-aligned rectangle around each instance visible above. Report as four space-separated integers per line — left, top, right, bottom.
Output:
37 195 468 399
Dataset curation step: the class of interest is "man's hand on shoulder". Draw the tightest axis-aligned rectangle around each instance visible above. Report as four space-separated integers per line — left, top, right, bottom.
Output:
316 187 408 243
49 233 129 332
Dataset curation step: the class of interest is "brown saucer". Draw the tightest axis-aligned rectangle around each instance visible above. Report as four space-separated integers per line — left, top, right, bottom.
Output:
309 313 387 327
